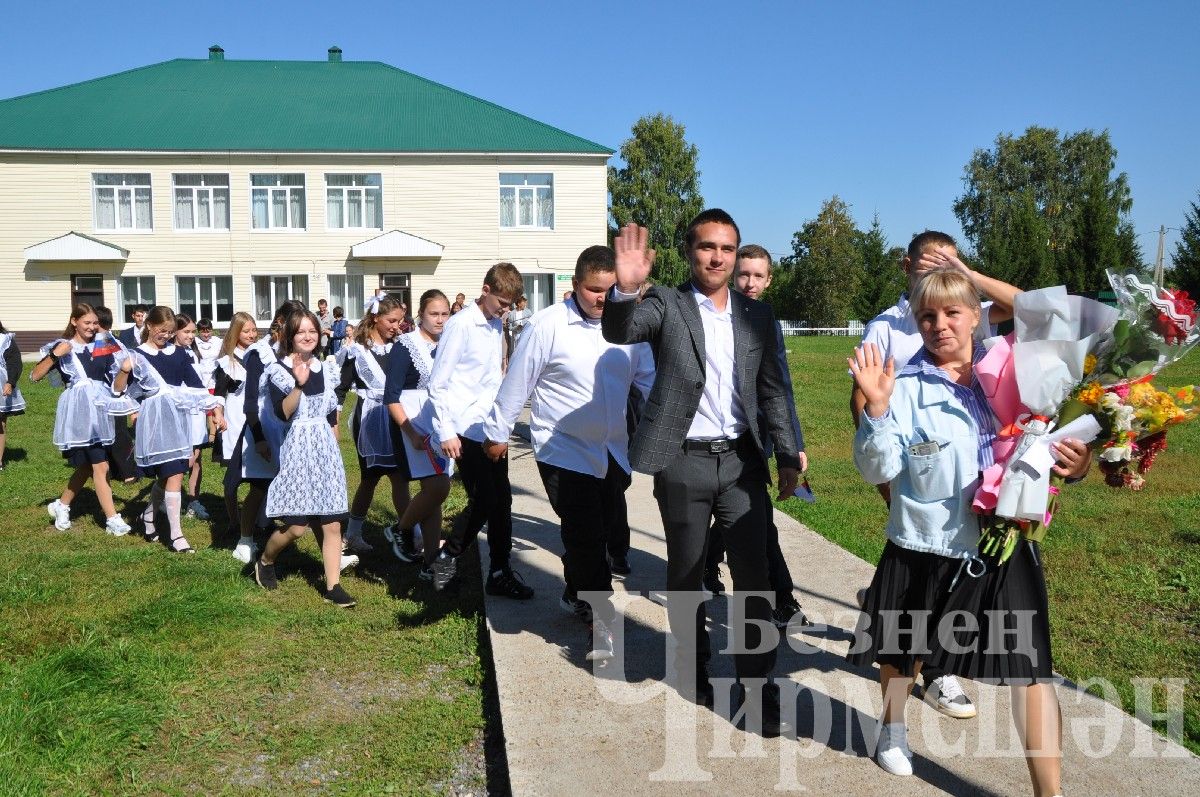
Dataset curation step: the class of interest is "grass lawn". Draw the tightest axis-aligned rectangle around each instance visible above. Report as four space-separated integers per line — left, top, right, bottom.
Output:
776 335 1200 755
0 380 493 795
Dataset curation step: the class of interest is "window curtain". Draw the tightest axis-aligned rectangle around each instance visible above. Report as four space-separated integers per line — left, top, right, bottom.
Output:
252 190 269 228
175 189 193 229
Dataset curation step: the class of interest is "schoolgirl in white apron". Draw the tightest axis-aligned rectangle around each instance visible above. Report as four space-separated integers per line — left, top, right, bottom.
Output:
0 324 27 471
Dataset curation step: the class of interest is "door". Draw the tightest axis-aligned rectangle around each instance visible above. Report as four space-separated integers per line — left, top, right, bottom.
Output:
379 272 411 311
71 274 104 309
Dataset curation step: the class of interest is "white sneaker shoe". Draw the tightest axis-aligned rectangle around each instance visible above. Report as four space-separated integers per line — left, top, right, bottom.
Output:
339 553 360 572
875 723 913 776
231 537 256 564
923 675 977 719
105 515 132 536
48 499 71 531
185 501 211 520
586 618 615 662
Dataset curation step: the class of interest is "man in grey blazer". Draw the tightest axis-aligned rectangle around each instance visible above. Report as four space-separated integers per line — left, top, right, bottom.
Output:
601 210 802 737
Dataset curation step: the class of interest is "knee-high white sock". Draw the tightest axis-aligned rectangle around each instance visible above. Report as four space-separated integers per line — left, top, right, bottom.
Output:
163 491 187 549
144 482 165 535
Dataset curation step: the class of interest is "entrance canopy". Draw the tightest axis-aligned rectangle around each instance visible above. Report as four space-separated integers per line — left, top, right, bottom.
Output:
24 231 129 262
350 229 444 260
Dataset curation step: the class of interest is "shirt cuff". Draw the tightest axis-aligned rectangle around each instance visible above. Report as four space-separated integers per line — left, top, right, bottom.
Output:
609 286 640 302
861 408 893 428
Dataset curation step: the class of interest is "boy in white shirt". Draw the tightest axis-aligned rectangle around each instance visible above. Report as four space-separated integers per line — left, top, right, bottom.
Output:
483 246 655 660
428 263 533 598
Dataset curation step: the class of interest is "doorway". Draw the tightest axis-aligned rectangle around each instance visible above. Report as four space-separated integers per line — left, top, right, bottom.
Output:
71 274 103 308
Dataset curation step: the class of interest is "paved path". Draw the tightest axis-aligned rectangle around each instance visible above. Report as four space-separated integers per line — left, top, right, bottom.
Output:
479 430 1199 795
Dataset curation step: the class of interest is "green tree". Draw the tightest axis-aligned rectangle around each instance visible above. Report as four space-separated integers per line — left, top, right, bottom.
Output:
608 113 704 286
1171 194 1200 296
852 214 905 321
953 126 1135 292
779 196 863 327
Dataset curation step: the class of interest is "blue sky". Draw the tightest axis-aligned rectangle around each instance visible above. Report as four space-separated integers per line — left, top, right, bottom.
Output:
4 0 1197 264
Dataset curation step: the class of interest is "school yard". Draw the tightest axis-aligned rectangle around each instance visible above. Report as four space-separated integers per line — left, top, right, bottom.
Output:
0 336 1196 794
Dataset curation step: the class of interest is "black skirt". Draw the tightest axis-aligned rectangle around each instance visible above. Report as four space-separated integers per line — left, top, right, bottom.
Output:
846 539 1053 684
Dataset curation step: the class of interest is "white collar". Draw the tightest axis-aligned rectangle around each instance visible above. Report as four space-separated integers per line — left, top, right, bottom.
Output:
138 343 176 355
282 354 323 373
691 284 732 316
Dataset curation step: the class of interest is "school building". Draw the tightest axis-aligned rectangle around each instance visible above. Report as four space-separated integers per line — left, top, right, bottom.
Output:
0 46 610 348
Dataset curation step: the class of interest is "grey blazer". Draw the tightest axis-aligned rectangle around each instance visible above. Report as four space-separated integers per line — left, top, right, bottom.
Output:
601 281 802 476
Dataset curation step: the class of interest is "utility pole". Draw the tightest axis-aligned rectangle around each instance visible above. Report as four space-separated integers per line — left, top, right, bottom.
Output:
1154 224 1166 288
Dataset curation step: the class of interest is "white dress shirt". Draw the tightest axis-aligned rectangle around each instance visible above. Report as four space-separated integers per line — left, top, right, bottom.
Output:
687 286 748 440
858 294 996 371
483 299 655 478
429 300 505 443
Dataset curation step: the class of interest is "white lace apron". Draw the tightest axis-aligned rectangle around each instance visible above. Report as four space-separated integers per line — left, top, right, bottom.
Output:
342 341 397 470
239 338 285 479
263 361 348 518
216 351 248 462
0 333 26 414
40 338 132 450
124 348 223 467
396 331 453 478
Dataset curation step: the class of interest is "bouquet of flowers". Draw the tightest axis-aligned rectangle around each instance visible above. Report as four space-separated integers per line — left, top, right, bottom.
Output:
972 271 1199 562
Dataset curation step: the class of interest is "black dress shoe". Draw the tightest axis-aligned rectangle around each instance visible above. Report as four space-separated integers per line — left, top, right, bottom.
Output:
607 553 632 577
736 682 793 738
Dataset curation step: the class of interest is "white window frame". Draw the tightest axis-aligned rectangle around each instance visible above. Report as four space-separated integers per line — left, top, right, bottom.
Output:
93 173 154 233
499 173 554 230
118 276 156 323
176 276 235 324
522 274 554 314
325 174 383 231
326 273 366 322
249 174 306 232
251 274 310 321
173 174 231 232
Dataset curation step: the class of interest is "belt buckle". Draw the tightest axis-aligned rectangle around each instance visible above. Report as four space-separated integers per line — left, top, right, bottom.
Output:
708 438 730 454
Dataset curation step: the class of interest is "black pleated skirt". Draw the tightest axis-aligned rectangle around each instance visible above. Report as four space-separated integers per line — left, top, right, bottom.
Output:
847 539 1053 684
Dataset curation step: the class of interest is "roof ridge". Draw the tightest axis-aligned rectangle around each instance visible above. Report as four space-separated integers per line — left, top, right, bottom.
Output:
376 61 612 153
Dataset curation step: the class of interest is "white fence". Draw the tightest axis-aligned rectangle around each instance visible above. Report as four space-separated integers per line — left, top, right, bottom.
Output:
780 320 864 337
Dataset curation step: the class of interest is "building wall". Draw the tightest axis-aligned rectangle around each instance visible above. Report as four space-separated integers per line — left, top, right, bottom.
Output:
0 152 608 336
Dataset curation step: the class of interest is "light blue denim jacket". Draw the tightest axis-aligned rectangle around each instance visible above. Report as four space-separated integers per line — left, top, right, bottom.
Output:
854 368 989 558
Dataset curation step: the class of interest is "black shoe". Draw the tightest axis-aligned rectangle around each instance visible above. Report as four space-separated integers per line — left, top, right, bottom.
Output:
702 566 725 598
771 595 812 629
431 552 457 591
607 553 631 577
486 567 535 600
559 588 592 623
254 559 279 591
324 583 357 608
387 524 421 563
736 682 793 738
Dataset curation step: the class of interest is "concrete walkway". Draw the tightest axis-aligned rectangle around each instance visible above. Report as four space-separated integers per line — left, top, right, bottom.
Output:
479 430 1199 795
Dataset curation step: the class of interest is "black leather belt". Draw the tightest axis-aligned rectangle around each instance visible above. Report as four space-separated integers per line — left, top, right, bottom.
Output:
683 436 742 454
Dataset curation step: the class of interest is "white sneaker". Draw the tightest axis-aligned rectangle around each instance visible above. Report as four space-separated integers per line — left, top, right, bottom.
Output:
105 516 132 536
48 499 71 531
586 618 615 662
875 723 913 776
231 537 256 564
923 675 977 719
339 553 360 572
185 501 211 520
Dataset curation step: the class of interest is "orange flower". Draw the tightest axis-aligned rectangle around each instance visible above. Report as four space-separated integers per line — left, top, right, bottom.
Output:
1077 382 1104 405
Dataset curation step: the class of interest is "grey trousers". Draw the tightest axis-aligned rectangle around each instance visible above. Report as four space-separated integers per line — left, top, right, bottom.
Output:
652 436 777 681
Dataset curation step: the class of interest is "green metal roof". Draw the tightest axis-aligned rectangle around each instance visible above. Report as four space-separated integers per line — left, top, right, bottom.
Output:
0 57 611 154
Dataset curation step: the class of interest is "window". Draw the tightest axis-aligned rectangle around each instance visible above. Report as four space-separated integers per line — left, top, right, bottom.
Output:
94 173 152 231
499 173 553 229
326 174 382 229
250 174 306 230
522 274 553 313
177 276 234 323
174 174 230 230
119 276 156 323
327 274 365 320
252 275 309 321
71 274 104 308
